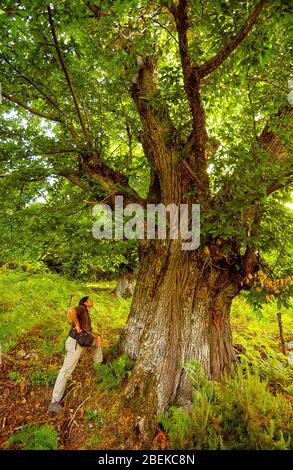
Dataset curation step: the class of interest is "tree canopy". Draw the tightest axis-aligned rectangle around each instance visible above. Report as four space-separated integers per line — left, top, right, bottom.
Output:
0 0 292 298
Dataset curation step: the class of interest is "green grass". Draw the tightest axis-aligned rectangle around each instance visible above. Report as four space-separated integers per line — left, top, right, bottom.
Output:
84 408 107 429
8 371 22 384
0 267 131 354
231 296 293 358
84 433 103 449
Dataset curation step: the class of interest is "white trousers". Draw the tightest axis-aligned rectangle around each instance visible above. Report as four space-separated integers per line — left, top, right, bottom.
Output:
51 336 103 403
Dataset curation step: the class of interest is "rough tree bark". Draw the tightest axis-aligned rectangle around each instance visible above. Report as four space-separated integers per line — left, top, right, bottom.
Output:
119 238 240 441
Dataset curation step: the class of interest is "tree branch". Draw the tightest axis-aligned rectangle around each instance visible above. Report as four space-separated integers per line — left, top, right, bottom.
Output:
149 16 179 45
58 172 92 192
87 2 104 18
2 90 62 122
199 0 268 78
170 0 209 196
257 106 292 162
47 5 91 144
170 0 198 116
217 106 292 203
0 53 65 117
82 154 146 206
130 56 180 203
266 174 293 195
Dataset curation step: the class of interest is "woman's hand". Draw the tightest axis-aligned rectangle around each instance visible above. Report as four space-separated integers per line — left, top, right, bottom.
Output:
92 333 102 347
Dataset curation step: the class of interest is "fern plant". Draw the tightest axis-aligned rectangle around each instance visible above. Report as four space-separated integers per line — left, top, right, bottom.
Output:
158 407 193 449
94 354 133 390
159 360 293 450
8 423 59 450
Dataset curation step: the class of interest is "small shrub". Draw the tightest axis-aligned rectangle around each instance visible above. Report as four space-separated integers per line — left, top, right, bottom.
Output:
7 423 59 450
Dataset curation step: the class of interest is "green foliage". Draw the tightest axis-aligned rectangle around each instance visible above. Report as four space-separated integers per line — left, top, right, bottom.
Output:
8 424 59 450
231 296 293 363
8 371 22 384
84 433 103 449
159 296 293 450
25 368 58 386
0 268 74 352
0 182 139 280
94 354 133 390
0 0 292 285
84 408 107 429
1 268 292 451
159 360 293 450
158 406 193 449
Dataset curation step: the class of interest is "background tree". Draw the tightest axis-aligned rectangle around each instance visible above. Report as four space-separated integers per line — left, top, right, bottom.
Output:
0 0 292 442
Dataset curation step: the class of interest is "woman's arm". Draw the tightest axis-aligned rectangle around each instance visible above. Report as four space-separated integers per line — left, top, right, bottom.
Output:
67 307 82 333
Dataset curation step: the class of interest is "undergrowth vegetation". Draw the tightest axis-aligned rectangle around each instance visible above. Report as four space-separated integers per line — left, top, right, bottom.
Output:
7 423 59 450
158 299 293 451
159 358 293 450
94 354 134 391
0 267 130 355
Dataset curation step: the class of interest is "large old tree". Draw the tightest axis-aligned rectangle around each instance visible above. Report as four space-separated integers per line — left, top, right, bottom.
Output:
1 0 292 440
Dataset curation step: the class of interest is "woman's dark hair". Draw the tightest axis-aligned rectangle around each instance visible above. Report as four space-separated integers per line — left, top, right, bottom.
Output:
79 296 89 306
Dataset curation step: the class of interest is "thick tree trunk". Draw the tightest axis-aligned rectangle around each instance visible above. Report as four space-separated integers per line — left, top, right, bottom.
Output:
120 239 239 443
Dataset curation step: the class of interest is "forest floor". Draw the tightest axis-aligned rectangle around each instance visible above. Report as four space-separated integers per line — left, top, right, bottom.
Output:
0 268 292 450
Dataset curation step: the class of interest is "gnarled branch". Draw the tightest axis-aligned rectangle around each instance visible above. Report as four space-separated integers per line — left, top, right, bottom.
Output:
82 154 146 206
266 173 293 195
131 59 172 160
58 172 92 192
257 106 292 162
